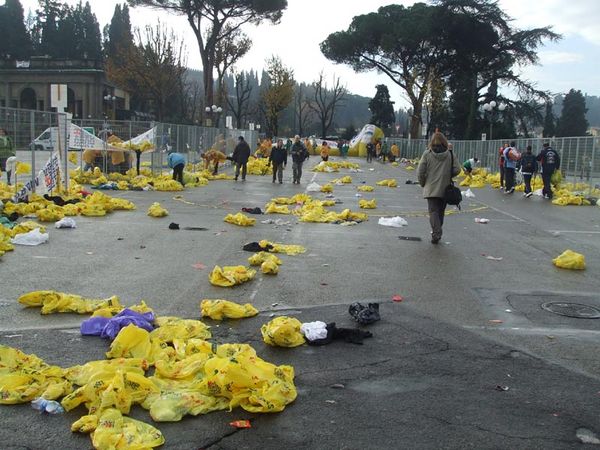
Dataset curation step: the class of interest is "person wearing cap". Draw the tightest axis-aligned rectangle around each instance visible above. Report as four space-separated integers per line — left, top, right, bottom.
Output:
291 135 309 184
167 148 186 186
269 138 287 184
232 136 251 181
417 131 461 244
537 142 561 199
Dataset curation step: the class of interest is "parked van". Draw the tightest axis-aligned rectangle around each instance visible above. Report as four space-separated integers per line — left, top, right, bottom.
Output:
30 127 58 151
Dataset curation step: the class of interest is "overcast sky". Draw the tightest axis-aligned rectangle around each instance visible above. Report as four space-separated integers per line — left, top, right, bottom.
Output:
19 0 600 108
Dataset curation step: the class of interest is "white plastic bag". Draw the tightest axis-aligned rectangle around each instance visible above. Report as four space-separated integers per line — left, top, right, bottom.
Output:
306 182 322 192
11 228 49 246
378 216 408 228
55 217 77 229
300 321 328 341
463 189 475 198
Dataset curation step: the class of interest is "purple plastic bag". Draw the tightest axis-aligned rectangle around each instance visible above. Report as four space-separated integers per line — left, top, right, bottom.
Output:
80 308 155 340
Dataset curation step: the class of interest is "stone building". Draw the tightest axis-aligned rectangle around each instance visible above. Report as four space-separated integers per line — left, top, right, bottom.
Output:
0 57 130 119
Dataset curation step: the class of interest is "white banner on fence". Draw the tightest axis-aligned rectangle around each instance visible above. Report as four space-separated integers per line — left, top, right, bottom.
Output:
121 126 156 150
13 152 61 202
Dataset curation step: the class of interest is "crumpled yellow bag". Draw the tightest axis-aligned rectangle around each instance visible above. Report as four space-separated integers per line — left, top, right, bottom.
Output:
91 408 164 450
321 184 333 193
209 265 256 287
106 325 155 361
18 290 122 315
259 240 306 256
261 259 279 274
377 179 397 187
36 205 65 222
143 384 229 422
261 316 305 347
198 343 297 412
359 199 377 209
224 212 256 226
150 317 212 343
265 203 291 214
552 249 586 270
147 202 168 217
358 185 374 192
200 299 258 320
248 251 282 266
91 301 153 318
65 358 149 386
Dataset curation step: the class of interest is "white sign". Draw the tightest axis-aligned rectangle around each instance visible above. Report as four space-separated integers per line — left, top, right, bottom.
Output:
481 133 487 141
70 125 98 149
226 116 233 129
50 84 68 111
13 153 61 202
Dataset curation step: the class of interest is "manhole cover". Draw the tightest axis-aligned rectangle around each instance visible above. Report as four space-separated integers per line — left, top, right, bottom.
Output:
541 302 600 319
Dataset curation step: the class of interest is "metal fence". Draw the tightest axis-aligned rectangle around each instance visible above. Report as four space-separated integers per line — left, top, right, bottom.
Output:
389 136 600 189
0 106 258 183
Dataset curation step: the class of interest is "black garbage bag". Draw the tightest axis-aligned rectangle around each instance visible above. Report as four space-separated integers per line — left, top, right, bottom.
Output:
349 302 381 325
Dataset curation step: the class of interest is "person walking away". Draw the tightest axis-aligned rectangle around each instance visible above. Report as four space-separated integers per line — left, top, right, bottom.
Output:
417 131 460 244
519 145 537 198
463 157 479 176
232 136 251 181
0 128 15 185
285 138 292 156
537 142 560 199
320 141 330 162
390 142 399 162
503 141 519 194
366 141 375 163
167 149 186 186
291 135 309 184
498 143 507 191
341 141 350 158
269 139 287 184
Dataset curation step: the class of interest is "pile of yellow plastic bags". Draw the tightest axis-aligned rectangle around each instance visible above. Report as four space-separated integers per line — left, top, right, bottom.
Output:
224 212 256 226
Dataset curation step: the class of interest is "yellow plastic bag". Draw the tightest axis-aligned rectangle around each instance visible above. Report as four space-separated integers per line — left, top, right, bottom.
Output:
552 249 586 270
376 179 397 187
359 199 377 209
261 316 305 347
209 265 256 287
144 388 229 422
357 185 374 192
18 290 122 315
147 202 168 217
150 317 212 342
261 259 279 274
265 202 291 214
320 184 333 193
224 212 256 226
91 408 164 450
200 299 259 320
106 325 154 360
259 240 306 256
248 252 282 266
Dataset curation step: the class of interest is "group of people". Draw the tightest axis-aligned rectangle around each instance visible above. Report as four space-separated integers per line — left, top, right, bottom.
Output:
267 135 311 184
498 141 561 199
366 140 400 163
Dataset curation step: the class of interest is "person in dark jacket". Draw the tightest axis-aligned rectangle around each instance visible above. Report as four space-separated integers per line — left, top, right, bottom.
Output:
536 143 560 199
290 135 308 184
269 139 287 184
519 145 538 198
366 141 375 163
232 136 251 181
0 128 15 185
416 131 461 244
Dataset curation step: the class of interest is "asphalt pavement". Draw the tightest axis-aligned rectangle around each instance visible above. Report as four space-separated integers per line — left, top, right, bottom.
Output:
1 156 599 449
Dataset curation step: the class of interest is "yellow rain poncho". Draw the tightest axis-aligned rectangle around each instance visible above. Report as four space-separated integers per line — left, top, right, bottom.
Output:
552 249 586 270
359 199 377 209
18 291 122 315
358 185 374 192
248 251 282 266
147 202 168 217
376 179 397 187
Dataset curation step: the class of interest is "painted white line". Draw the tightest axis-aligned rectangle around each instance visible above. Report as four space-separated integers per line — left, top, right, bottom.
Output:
464 325 600 336
248 277 264 301
546 230 600 234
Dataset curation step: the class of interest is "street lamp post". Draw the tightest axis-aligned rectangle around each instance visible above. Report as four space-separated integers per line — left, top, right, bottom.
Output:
103 95 116 120
204 104 222 127
482 100 506 140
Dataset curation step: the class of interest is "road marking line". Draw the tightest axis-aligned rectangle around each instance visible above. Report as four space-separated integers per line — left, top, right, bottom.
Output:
547 230 600 234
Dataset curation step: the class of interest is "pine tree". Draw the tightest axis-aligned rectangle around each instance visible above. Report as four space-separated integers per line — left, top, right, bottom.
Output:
542 102 556 137
106 4 134 65
80 1 102 60
557 89 588 137
0 0 33 59
35 0 63 57
368 84 395 131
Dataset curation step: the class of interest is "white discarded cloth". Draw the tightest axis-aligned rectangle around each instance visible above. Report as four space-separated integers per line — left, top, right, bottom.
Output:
474 218 489 224
378 216 408 228
463 189 475 198
11 228 49 246
300 321 328 341
306 182 322 192
55 217 77 229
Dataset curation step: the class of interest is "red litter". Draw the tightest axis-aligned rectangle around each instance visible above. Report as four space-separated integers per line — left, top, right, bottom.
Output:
229 420 251 429
392 295 404 302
